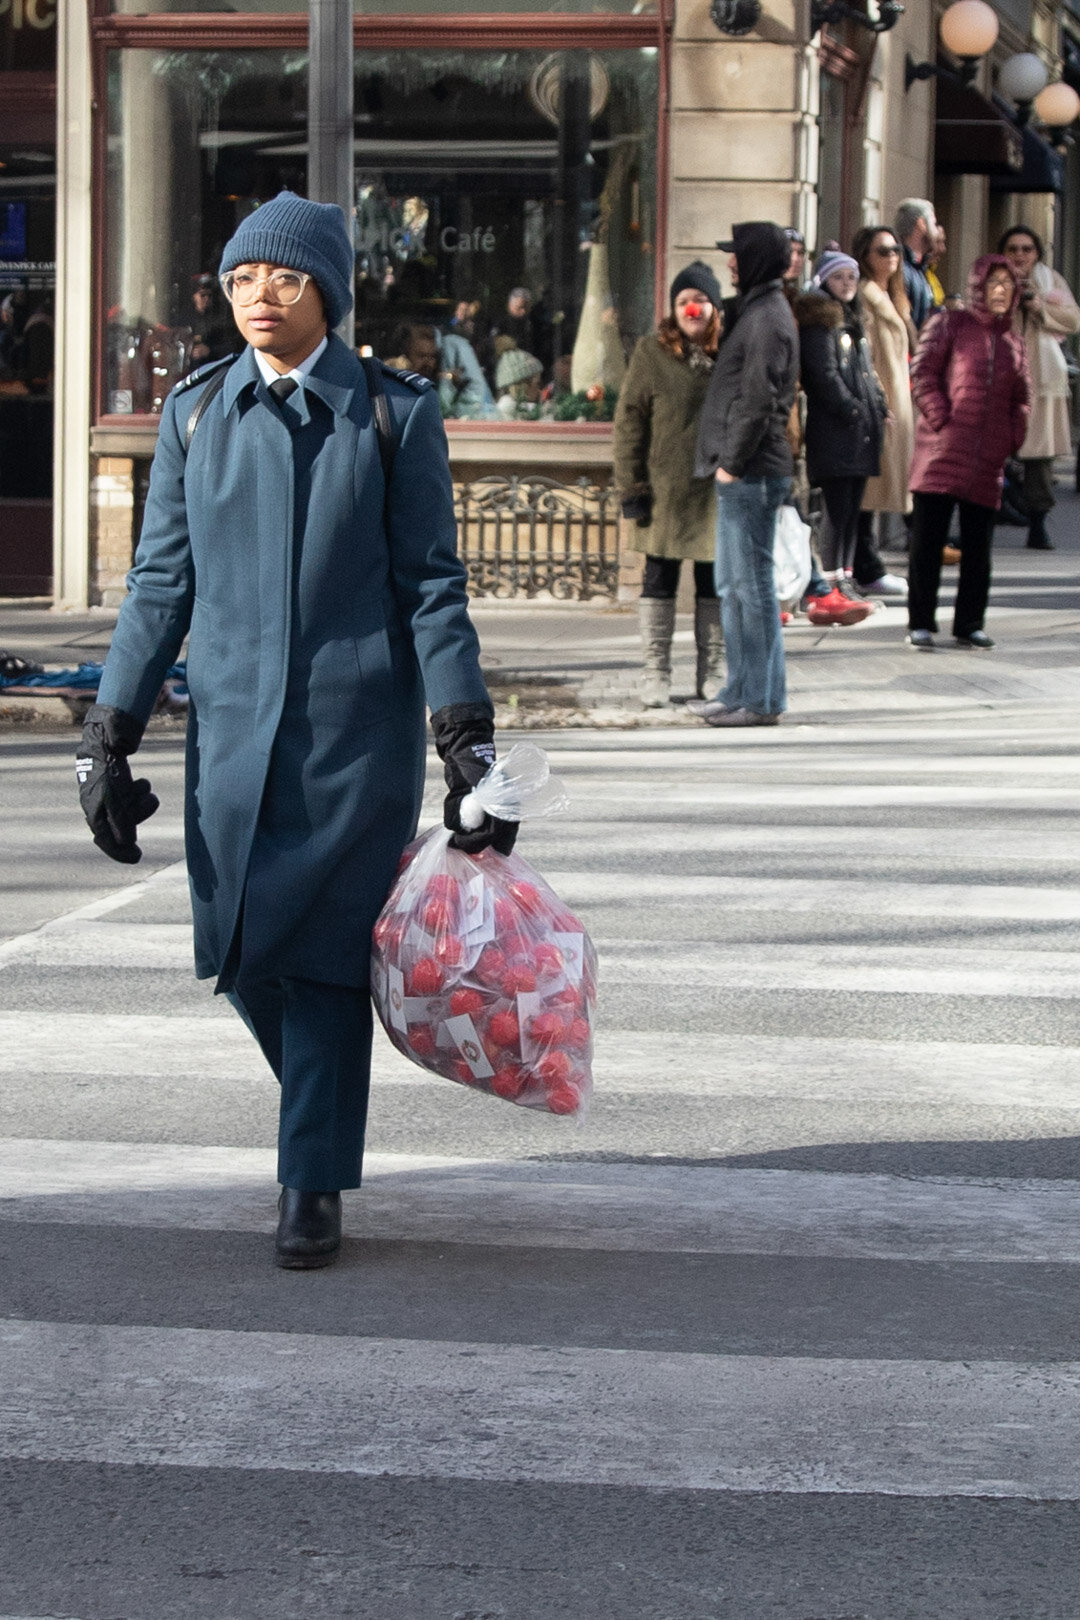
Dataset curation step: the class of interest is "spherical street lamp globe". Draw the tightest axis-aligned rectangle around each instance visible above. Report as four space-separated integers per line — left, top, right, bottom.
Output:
997 52 1049 106
1033 80 1080 128
939 0 999 60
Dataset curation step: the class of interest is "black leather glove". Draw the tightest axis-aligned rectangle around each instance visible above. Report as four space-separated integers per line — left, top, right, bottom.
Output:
620 492 653 528
431 701 518 857
76 703 159 865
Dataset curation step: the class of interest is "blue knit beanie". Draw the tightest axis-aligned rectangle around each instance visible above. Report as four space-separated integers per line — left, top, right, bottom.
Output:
220 192 354 328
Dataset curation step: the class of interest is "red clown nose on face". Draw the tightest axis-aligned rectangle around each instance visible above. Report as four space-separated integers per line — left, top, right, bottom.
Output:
683 303 704 319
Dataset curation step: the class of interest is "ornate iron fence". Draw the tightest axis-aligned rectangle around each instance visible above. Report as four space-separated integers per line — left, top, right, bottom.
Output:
455 475 620 599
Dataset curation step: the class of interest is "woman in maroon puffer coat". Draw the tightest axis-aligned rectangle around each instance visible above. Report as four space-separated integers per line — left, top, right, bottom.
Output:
907 255 1030 649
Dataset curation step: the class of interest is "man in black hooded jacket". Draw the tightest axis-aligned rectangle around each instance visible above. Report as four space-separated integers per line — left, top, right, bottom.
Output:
693 222 799 727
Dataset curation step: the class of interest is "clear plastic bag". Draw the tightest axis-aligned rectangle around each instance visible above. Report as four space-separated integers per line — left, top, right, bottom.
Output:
371 744 597 1117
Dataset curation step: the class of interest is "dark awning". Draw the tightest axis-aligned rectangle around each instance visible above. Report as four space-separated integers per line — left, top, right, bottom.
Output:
935 76 1025 176
989 114 1065 194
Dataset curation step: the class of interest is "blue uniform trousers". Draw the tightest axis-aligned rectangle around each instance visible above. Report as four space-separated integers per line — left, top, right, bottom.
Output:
228 977 373 1191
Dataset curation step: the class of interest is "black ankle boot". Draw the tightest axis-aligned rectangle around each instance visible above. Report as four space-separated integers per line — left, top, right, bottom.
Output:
276 1188 342 1269
1027 514 1054 550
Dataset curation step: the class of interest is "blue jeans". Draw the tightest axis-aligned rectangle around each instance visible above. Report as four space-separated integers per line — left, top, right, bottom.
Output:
713 475 791 716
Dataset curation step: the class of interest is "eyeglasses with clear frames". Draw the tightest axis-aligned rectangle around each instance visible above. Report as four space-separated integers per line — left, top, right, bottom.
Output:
220 269 312 306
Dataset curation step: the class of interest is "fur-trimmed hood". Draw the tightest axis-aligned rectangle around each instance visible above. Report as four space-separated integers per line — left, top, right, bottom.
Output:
794 290 845 330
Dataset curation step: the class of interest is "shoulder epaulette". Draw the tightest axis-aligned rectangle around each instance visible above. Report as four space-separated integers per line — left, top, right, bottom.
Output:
173 354 236 396
378 363 433 394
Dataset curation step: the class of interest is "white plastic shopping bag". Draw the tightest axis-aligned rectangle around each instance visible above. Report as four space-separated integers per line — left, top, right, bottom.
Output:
773 502 812 608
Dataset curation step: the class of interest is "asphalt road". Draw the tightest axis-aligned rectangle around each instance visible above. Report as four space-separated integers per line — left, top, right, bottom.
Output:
3 689 1080 1618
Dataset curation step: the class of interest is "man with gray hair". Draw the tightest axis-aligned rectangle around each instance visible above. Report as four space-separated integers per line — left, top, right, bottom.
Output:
894 197 937 330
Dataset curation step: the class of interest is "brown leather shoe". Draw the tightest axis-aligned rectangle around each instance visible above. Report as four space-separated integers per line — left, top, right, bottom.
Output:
275 1188 342 1269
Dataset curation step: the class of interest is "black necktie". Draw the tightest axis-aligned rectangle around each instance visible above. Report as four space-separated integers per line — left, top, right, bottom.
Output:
268 375 299 411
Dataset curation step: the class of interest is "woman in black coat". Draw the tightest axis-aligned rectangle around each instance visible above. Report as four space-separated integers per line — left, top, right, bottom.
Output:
795 250 887 618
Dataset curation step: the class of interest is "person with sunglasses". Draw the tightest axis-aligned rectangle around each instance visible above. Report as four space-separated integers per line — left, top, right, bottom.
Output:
75 192 513 1271
849 226 915 599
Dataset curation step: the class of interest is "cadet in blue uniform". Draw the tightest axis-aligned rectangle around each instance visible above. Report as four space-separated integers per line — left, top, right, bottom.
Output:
76 193 514 1268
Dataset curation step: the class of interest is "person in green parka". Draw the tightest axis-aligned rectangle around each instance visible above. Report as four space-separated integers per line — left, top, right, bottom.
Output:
613 262 722 706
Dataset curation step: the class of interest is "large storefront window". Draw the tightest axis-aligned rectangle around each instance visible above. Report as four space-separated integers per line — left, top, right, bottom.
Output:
103 44 658 420
107 0 656 14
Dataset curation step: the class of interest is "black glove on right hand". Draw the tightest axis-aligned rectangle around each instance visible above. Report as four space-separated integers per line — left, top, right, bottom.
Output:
620 492 653 528
76 704 159 865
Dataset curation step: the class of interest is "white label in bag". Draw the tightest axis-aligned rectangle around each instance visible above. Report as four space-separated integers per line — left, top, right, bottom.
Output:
553 931 585 983
460 872 487 933
444 1013 495 1080
387 964 408 1034
516 990 543 1065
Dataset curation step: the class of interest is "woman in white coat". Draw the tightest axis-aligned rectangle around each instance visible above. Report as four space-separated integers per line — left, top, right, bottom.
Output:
999 226 1080 550
851 224 915 595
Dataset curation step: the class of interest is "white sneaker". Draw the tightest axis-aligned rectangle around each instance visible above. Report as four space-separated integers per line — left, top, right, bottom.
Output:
859 573 907 597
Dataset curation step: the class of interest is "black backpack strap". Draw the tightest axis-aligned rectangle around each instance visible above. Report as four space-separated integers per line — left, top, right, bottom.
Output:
361 355 396 485
183 357 235 453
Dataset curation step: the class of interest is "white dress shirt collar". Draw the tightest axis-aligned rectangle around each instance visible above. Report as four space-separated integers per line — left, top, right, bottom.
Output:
253 334 329 389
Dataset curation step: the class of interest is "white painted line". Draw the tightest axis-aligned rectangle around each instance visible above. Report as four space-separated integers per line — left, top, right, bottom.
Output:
589 1031 1080 1107
0 1011 267 1079
548 873 1080 921
527 752 1080 779
3 1142 1080 1262
4 1319 1079 1499
604 941 1080 999
5 1014 1080 1108
575 783 1080 810
11 864 1080 975
537 824 1080 862
15 921 196 968
0 860 188 970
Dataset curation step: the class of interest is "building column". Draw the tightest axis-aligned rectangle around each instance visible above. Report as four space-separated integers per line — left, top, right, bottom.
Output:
668 0 806 297
52 0 93 610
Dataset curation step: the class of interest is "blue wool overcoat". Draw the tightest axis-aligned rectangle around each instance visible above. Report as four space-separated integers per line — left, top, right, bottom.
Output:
97 334 490 992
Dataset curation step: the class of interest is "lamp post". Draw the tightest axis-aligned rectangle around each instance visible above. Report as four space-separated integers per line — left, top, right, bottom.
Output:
906 0 999 91
1033 79 1080 145
996 51 1048 126
309 0 355 345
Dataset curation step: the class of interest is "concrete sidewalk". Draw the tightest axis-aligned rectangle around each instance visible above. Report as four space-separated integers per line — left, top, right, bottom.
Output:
2 489 1077 731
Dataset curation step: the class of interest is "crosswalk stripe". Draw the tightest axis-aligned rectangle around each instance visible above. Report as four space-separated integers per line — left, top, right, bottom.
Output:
3 1141 1080 1262
6 1014 1080 1107
550 782 1080 809
5 866 1077 978
9 927 1080 998
4 1317 1079 1499
551 873 1080 919
543 751 1080 779
0 858 187 970
604 942 1080 999
541 823 1080 862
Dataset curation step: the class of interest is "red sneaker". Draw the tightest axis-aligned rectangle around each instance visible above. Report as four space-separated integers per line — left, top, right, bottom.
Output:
805 588 873 627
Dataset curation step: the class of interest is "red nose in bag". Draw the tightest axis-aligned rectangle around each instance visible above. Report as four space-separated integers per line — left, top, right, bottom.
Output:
370 744 597 1118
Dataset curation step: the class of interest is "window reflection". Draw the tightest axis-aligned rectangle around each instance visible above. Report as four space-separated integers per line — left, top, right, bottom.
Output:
103 46 658 420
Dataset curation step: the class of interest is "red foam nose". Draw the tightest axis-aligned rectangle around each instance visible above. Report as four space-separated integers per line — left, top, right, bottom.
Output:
683 303 703 318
